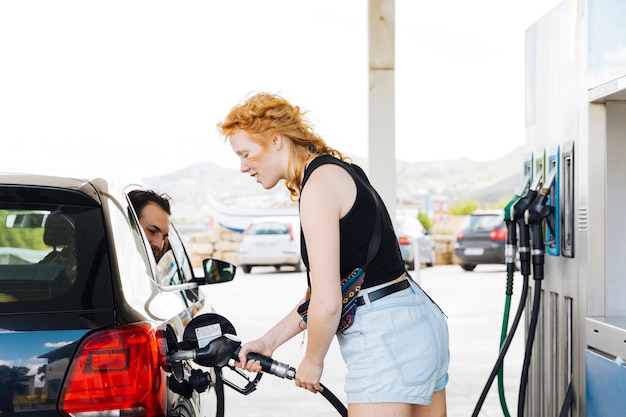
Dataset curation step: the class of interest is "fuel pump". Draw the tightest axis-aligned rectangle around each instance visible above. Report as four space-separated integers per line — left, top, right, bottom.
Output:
471 173 540 417
518 168 556 417
473 163 577 417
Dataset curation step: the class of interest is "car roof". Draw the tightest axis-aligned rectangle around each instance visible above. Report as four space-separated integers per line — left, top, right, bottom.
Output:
470 209 503 216
0 172 147 205
248 215 300 225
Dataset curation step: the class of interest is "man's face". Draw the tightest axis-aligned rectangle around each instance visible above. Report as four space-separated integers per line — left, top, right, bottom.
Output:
138 202 170 256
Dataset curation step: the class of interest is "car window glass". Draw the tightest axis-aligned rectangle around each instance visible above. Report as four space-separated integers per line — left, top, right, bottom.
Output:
155 249 178 286
248 222 289 235
467 215 504 231
0 194 113 312
126 202 156 270
163 227 198 305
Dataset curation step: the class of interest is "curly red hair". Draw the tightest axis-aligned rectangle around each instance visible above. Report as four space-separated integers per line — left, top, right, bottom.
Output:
217 92 349 200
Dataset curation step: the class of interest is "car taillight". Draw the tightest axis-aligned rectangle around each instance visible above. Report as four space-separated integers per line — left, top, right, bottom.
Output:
288 223 294 241
489 227 507 241
398 236 411 246
59 322 167 417
456 231 463 241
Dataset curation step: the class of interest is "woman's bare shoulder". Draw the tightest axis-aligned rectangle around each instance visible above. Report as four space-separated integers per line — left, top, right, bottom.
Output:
301 163 355 216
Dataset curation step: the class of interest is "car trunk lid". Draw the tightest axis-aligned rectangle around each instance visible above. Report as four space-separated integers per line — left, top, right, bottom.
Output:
0 326 91 414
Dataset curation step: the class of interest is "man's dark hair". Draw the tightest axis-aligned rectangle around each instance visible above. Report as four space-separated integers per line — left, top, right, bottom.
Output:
128 190 172 216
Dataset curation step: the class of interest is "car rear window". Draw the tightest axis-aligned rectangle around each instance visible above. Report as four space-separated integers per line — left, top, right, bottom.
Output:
464 214 504 231
0 185 114 313
247 222 290 235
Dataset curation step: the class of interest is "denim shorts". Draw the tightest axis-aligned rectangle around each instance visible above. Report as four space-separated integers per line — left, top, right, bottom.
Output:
337 276 450 405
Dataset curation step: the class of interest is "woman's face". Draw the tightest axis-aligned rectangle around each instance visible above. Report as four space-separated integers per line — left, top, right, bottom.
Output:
229 130 286 190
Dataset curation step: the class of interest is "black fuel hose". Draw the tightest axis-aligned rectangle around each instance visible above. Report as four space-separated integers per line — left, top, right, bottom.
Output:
471 271 530 417
558 378 575 417
242 351 296 379
472 182 536 417
517 280 542 417
236 349 348 417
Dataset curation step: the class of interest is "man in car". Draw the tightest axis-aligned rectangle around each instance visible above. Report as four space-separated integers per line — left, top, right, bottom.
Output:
128 190 171 261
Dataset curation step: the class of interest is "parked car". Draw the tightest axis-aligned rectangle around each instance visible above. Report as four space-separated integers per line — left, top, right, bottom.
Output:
238 216 304 273
0 173 235 417
453 209 507 271
394 215 436 270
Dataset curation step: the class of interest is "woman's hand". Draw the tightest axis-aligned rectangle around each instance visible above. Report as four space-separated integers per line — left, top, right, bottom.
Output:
295 356 324 393
235 339 273 373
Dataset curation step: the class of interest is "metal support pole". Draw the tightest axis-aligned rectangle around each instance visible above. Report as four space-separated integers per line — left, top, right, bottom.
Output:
368 0 396 218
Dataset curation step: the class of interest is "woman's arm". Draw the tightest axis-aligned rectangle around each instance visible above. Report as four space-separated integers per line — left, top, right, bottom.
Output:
236 293 308 369
296 163 356 392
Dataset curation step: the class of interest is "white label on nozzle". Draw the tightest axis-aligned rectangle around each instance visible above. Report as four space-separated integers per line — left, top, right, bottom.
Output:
195 323 222 348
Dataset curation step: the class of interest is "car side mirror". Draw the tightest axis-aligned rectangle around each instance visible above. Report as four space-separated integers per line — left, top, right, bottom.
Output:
158 258 236 292
201 258 236 284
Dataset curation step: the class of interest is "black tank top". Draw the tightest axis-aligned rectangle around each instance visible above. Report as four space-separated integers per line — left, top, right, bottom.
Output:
300 155 406 289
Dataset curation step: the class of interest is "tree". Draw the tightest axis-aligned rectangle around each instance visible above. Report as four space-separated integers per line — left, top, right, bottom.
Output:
0 211 46 250
418 212 433 232
449 201 479 215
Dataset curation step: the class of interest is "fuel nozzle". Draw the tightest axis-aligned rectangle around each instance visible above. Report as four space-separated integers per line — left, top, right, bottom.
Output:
512 171 542 277
503 174 530 292
506 174 532 223
525 169 556 281
168 333 241 367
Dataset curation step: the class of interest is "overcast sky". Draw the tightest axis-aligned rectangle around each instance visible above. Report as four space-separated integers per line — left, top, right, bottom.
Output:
0 0 562 179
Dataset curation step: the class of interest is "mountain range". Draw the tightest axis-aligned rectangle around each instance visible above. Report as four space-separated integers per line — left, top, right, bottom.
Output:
143 145 525 221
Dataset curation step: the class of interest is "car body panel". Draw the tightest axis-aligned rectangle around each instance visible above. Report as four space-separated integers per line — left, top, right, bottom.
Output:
0 329 90 411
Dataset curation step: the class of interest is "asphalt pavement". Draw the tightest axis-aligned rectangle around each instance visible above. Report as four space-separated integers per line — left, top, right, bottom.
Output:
199 264 525 417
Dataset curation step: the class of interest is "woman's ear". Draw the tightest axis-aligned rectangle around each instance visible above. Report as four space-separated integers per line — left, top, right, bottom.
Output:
273 134 283 149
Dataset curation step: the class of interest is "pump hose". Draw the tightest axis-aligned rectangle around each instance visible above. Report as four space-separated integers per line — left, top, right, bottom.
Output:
498 199 520 417
558 378 574 417
471 272 529 417
319 383 348 417
497 294 512 417
215 368 226 417
517 281 543 417
496 260 516 417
